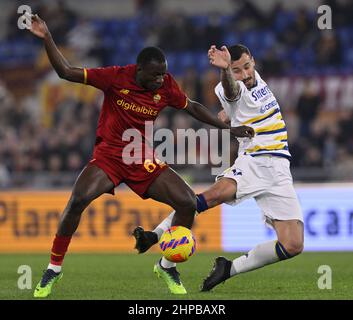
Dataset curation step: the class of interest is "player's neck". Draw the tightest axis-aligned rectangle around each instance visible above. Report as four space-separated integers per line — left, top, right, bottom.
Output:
135 75 144 89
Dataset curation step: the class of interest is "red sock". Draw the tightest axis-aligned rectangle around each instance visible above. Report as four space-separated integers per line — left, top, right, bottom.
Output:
50 234 72 266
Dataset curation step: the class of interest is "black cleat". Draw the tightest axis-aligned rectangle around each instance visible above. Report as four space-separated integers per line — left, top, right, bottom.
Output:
200 256 232 292
133 226 158 254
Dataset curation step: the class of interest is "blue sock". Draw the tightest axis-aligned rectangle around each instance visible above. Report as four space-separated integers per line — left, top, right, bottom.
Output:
196 194 208 213
275 241 293 260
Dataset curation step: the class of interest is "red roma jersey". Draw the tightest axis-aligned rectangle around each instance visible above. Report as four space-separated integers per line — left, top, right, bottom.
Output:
84 64 187 156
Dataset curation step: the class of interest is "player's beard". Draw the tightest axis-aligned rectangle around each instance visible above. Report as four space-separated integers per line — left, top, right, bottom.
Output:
243 74 255 89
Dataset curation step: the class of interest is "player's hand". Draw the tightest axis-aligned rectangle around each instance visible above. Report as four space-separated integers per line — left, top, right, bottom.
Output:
218 110 230 124
208 45 231 70
27 13 50 39
230 126 255 138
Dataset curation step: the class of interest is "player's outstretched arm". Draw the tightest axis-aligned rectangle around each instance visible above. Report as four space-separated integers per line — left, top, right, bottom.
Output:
185 99 254 138
27 14 84 83
208 45 240 100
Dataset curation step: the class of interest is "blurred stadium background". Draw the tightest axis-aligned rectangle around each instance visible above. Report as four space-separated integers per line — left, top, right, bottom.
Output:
0 0 353 299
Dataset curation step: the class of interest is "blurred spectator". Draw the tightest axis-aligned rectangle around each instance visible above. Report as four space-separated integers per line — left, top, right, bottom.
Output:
259 48 286 76
0 164 10 188
66 151 83 172
6 0 39 40
192 12 224 50
337 110 353 154
179 67 202 102
7 103 30 133
315 31 343 67
157 11 193 51
0 81 15 125
2 0 353 185
135 0 158 14
39 0 77 45
326 0 353 27
201 69 220 112
332 148 353 181
230 0 266 32
301 146 323 167
48 153 63 172
280 8 313 49
67 18 102 65
296 80 321 139
322 132 338 167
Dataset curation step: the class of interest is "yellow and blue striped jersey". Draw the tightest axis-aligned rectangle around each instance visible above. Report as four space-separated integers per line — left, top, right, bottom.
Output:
215 71 291 160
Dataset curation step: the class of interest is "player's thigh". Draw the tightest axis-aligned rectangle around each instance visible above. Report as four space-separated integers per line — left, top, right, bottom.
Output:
71 164 115 203
256 183 303 225
202 178 237 207
146 167 196 209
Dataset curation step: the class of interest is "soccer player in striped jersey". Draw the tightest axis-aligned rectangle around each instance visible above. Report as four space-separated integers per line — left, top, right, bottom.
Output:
134 44 304 292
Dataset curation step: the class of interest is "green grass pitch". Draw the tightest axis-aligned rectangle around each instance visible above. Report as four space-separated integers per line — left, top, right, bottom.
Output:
1 252 352 300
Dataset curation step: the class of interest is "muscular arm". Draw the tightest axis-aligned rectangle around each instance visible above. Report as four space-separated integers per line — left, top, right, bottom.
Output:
43 33 84 83
208 45 241 100
29 14 84 83
185 99 230 130
184 99 254 138
221 67 241 101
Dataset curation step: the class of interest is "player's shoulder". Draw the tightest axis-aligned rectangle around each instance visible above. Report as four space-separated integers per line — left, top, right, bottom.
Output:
164 72 176 84
214 82 225 101
163 72 182 91
215 81 245 103
107 64 137 85
117 64 137 75
215 81 223 93
91 64 131 75
254 70 267 85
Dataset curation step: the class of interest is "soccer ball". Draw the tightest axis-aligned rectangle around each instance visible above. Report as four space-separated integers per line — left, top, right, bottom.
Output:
159 226 196 263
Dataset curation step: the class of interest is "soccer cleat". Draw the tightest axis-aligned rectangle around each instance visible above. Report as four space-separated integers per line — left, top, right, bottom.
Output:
200 256 232 292
153 260 187 294
133 226 158 254
33 269 63 298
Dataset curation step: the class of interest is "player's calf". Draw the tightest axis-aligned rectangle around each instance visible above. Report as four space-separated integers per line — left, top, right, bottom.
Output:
171 190 196 229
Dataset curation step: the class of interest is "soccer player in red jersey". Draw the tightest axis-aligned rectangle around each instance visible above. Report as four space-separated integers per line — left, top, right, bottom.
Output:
27 14 254 297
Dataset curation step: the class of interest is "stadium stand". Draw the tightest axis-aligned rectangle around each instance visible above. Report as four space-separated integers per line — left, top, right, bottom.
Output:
1 0 353 187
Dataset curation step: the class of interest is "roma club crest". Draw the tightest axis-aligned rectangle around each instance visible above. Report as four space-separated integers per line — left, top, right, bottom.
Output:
153 94 161 104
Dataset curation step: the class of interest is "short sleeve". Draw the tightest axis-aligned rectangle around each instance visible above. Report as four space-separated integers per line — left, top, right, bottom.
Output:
167 75 188 109
214 83 233 117
215 81 243 103
84 66 120 91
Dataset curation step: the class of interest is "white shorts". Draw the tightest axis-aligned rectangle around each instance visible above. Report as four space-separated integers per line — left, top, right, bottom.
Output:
217 154 303 228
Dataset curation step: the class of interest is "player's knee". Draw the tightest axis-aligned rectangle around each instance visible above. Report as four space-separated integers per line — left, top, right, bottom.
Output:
283 240 304 257
68 193 92 213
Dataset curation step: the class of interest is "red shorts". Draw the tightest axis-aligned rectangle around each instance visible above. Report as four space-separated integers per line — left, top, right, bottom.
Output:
88 141 168 199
